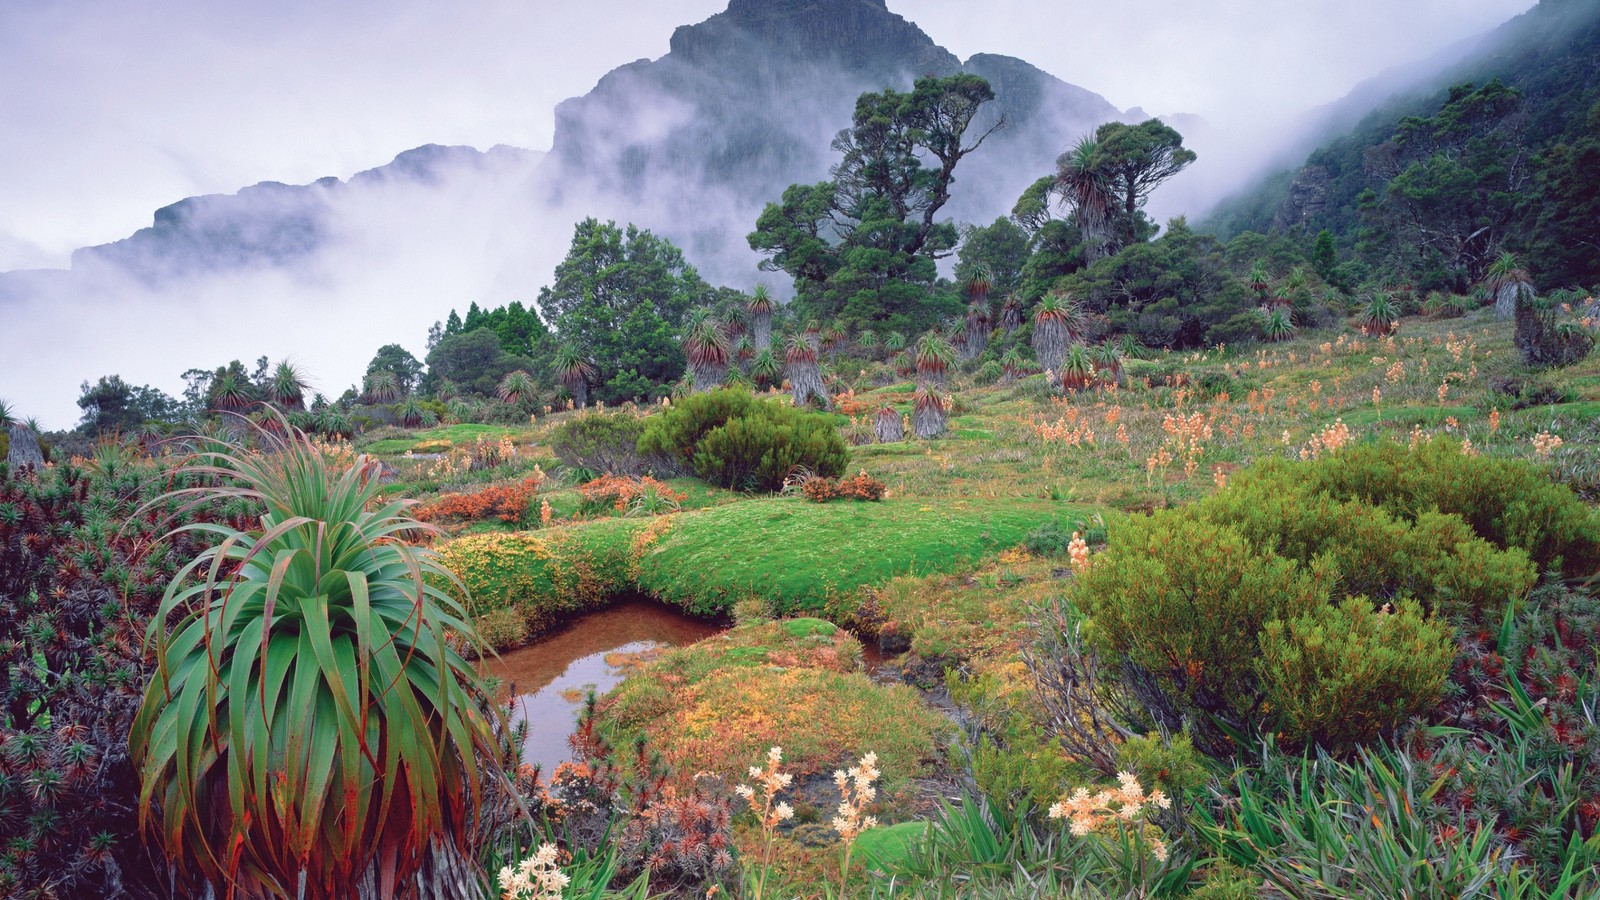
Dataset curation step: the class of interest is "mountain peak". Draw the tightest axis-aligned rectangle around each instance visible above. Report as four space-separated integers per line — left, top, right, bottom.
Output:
725 0 888 16
666 0 955 74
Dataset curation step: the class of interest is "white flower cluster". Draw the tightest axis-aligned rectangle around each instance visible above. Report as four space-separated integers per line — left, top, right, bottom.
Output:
498 843 568 900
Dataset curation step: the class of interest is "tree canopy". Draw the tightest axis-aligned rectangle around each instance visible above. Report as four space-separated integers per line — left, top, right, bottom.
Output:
748 74 1000 333
1076 119 1197 252
536 218 709 403
364 344 424 397
76 375 181 435
423 329 536 398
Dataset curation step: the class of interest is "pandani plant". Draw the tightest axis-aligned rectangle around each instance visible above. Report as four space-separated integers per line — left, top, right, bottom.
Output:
1032 291 1086 388
554 342 596 409
962 298 992 361
784 331 829 409
362 370 402 405
1483 251 1533 321
913 384 948 439
1060 343 1096 391
914 331 956 386
683 307 731 392
496 369 537 405
747 284 776 352
1259 306 1297 342
1362 291 1401 336
129 415 505 899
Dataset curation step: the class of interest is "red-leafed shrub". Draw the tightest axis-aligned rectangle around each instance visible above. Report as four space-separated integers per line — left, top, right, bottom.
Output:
578 474 687 515
414 475 540 525
801 471 887 503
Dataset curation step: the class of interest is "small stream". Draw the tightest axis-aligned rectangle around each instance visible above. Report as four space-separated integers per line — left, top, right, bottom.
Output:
483 598 725 772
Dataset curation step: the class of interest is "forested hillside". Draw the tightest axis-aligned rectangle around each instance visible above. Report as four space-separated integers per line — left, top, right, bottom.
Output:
1207 0 1600 292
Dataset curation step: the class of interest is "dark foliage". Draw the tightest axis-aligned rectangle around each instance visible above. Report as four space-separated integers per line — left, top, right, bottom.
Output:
0 456 251 897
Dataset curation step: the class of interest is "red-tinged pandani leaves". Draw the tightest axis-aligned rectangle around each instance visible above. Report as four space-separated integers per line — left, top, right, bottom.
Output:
129 410 505 898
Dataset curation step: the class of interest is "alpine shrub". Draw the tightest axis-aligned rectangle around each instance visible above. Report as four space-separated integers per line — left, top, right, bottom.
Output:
548 410 650 475
636 388 759 469
1077 511 1335 748
1240 438 1600 574
1197 475 1536 625
639 388 846 492
1257 597 1454 749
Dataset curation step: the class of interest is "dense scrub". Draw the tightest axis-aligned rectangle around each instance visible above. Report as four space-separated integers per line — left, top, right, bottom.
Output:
638 388 849 491
0 456 253 897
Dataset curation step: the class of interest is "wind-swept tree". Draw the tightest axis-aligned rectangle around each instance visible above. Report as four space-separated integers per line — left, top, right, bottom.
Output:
1087 119 1197 251
537 218 708 402
749 74 1001 332
76 375 181 435
365 344 424 397
1366 80 1529 287
955 218 1030 297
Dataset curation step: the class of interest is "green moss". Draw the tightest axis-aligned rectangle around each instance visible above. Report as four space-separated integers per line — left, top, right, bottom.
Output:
362 423 530 456
782 618 837 638
635 498 1065 616
854 821 928 873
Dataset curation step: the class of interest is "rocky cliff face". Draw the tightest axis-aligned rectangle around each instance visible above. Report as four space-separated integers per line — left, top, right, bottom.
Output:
1272 165 1331 231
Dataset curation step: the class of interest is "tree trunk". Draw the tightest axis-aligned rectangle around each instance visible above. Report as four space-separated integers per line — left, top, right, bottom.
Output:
874 408 903 443
1033 320 1066 389
7 424 44 468
787 359 830 409
1495 283 1529 320
913 402 946 439
690 361 726 392
1000 304 1022 334
752 311 772 352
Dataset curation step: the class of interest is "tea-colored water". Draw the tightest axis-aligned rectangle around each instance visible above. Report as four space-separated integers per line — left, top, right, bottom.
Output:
483 598 724 772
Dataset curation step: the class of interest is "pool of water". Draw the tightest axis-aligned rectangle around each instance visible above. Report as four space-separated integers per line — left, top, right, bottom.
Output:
483 597 725 772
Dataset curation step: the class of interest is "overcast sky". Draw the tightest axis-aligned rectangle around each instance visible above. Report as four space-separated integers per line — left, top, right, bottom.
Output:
1 0 1534 271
